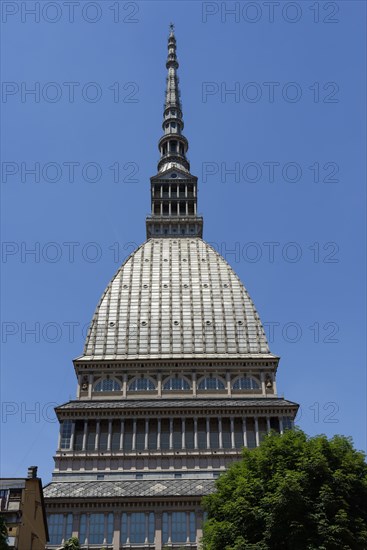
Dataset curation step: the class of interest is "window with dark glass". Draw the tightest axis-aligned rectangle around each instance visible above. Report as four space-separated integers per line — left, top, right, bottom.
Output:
60 420 72 449
128 377 156 391
73 420 84 451
160 418 170 449
198 377 225 390
94 378 121 392
233 377 260 390
222 418 231 448
99 420 108 451
123 419 133 451
136 419 145 450
209 418 219 448
197 418 206 449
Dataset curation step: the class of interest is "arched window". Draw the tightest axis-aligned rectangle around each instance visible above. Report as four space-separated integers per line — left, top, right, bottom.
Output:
232 377 260 390
94 378 121 392
163 376 190 391
128 377 156 392
197 377 225 391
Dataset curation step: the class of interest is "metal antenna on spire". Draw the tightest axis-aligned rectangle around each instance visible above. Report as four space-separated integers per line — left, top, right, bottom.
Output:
169 22 175 32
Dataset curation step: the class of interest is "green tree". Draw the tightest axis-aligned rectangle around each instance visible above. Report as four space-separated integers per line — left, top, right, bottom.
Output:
202 429 367 550
62 537 80 550
0 516 9 550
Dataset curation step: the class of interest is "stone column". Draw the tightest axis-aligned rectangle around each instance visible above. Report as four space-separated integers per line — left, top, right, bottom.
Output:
107 420 112 451
112 512 120 550
57 425 62 451
120 420 124 450
157 373 162 397
242 418 248 447
272 373 277 395
230 417 235 449
226 372 231 396
95 421 100 451
169 418 173 450
194 418 198 449
88 374 93 399
206 418 210 449
254 417 260 447
70 421 75 451
260 372 266 395
193 373 197 397
279 417 284 435
145 419 149 450
82 420 88 451
122 373 127 398
218 417 223 448
77 374 82 398
182 418 186 449
132 419 137 451
155 512 162 550
157 418 161 450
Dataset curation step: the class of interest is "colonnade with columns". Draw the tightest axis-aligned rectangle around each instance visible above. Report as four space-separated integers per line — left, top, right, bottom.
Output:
58 414 292 453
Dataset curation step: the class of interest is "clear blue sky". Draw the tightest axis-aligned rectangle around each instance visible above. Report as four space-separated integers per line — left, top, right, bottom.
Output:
1 1 366 482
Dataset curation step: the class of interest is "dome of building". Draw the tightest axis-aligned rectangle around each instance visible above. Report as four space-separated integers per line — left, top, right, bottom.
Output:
83 238 271 361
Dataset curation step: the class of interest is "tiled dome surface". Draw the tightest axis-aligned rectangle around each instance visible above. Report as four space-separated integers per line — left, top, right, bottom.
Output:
83 239 270 360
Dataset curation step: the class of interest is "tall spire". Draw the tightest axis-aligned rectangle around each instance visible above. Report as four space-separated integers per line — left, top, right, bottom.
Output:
146 26 203 239
157 24 190 174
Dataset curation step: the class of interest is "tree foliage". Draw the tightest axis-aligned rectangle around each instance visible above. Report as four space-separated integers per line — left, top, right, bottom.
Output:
62 537 80 550
0 517 9 550
202 429 367 550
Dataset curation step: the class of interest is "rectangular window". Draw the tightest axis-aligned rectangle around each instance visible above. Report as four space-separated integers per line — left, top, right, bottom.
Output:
60 420 72 450
171 512 187 543
99 421 108 451
136 419 145 451
173 418 182 449
148 512 155 543
222 418 231 448
121 513 128 544
283 417 293 430
123 420 133 451
234 418 244 448
160 419 170 449
86 421 96 451
148 419 157 450
258 417 267 442
79 514 87 544
74 421 84 451
130 512 146 543
0 490 9 511
209 418 219 449
65 513 73 541
162 513 169 544
246 418 256 448
185 418 194 449
107 513 114 544
270 417 280 432
89 513 104 544
197 418 206 449
111 420 120 450
48 514 64 545
189 512 196 542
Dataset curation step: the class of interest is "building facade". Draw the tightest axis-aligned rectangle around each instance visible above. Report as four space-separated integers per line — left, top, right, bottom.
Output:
0 466 49 549
44 27 299 550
